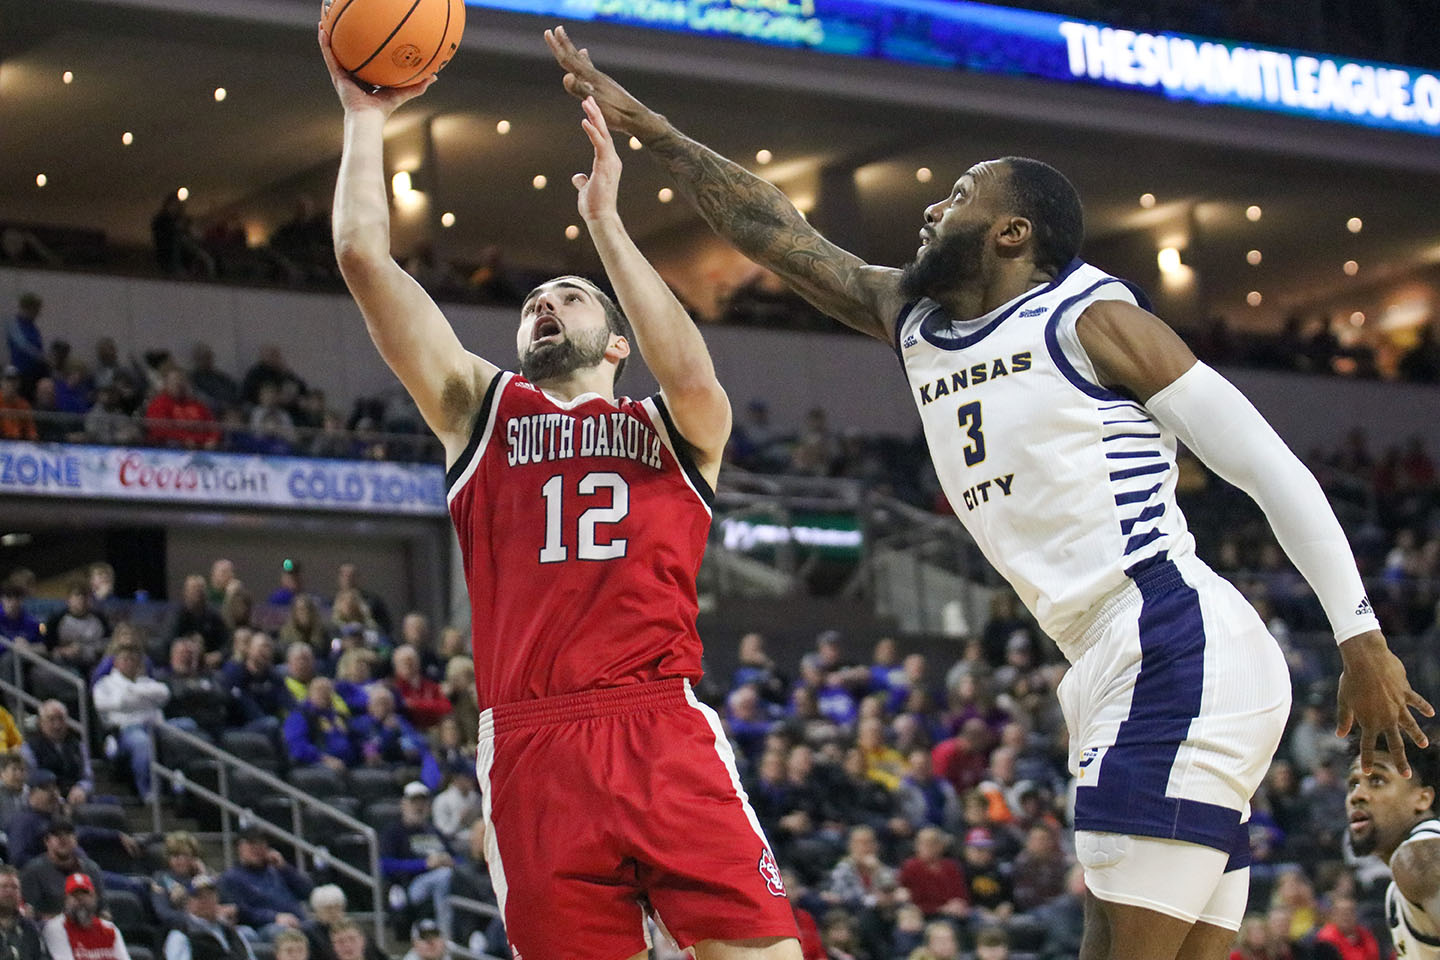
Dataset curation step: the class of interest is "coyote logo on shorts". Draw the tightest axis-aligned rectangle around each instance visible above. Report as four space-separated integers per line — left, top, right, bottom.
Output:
758 848 786 897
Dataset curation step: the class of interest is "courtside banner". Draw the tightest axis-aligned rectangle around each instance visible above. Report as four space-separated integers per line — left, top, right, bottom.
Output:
0 442 447 516
474 0 1440 136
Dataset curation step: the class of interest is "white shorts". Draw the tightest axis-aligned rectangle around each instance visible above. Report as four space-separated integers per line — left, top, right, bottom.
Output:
1075 832 1250 930
1057 555 1291 929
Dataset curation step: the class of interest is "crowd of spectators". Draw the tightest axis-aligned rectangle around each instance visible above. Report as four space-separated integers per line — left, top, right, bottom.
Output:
0 516 1435 958
1 293 438 462
0 555 494 958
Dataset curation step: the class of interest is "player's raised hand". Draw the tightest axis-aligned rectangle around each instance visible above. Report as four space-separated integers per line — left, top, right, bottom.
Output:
1337 630 1434 775
545 26 665 140
572 97 622 224
319 21 435 117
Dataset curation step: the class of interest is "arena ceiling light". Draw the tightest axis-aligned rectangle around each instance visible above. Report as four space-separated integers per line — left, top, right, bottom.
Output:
1347 217 1363 233
1246 205 1263 222
755 149 773 165
1157 247 1183 273
495 120 511 135
1139 192 1156 208
1246 249 1262 265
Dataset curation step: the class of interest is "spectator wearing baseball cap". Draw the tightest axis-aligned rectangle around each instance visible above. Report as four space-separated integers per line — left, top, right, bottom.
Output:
20 820 106 921
218 827 313 941
163 874 254 960
380 783 456 938
401 919 449 960
6 770 61 866
41 872 129 960
961 827 1013 925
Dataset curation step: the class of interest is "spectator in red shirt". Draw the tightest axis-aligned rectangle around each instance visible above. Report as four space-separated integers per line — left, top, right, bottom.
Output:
931 718 990 796
898 826 969 921
145 369 220 449
0 366 37 441
40 874 130 960
1313 897 1379 960
389 645 450 730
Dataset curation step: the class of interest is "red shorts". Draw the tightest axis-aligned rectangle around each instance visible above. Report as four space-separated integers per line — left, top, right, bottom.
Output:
476 678 799 960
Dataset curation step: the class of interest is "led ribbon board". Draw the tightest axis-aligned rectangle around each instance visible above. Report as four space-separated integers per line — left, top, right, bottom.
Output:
473 0 1440 136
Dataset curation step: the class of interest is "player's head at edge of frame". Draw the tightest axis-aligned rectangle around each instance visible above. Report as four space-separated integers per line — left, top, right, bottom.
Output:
902 156 1084 303
1346 728 1440 860
516 275 633 387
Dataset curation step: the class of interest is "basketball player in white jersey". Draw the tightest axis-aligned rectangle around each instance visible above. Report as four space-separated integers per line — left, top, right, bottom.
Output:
547 26 1434 960
1348 738 1440 959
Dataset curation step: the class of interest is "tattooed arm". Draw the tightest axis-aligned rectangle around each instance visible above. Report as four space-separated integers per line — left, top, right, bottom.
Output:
546 26 905 344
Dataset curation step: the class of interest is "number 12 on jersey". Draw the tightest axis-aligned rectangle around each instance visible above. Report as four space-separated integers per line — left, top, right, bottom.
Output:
539 472 630 562
957 401 986 466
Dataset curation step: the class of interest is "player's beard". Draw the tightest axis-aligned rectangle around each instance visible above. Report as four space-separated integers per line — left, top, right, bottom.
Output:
900 221 989 302
1349 823 1378 857
520 326 612 384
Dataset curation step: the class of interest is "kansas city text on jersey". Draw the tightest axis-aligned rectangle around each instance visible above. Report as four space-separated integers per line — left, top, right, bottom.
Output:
505 410 665 469
916 351 1032 406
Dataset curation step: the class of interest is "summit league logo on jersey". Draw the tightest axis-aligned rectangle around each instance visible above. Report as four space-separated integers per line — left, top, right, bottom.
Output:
758 847 786 897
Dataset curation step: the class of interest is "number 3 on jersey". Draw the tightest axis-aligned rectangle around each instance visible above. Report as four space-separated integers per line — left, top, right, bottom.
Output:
956 401 986 466
539 472 630 563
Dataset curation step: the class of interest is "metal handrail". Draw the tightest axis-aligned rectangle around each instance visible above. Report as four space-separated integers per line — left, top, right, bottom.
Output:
0 638 91 753
446 895 506 960
147 720 384 945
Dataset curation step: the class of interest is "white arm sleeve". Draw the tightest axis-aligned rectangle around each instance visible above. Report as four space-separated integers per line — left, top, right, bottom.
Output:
1145 362 1379 643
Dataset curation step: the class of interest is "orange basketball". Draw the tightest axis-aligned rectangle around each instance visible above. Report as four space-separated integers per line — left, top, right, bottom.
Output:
322 0 465 89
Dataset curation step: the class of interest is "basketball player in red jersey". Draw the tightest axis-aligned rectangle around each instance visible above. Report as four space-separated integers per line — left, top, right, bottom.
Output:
319 21 801 960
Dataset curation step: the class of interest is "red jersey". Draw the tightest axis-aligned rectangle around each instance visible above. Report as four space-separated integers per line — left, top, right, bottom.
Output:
447 373 712 708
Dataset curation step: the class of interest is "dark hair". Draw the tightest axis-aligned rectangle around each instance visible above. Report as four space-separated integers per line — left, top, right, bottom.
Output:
999 157 1084 276
1367 731 1440 806
529 277 633 383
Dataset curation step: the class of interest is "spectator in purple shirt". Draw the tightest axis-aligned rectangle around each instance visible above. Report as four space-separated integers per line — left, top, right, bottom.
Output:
282 678 356 772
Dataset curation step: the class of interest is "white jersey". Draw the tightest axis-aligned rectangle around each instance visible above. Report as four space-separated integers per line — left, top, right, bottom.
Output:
895 259 1196 654
1388 819 1440 960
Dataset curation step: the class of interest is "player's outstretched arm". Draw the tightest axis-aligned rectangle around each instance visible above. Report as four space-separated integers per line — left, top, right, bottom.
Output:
1077 299 1434 774
546 26 904 345
321 23 498 464
569 96 730 485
